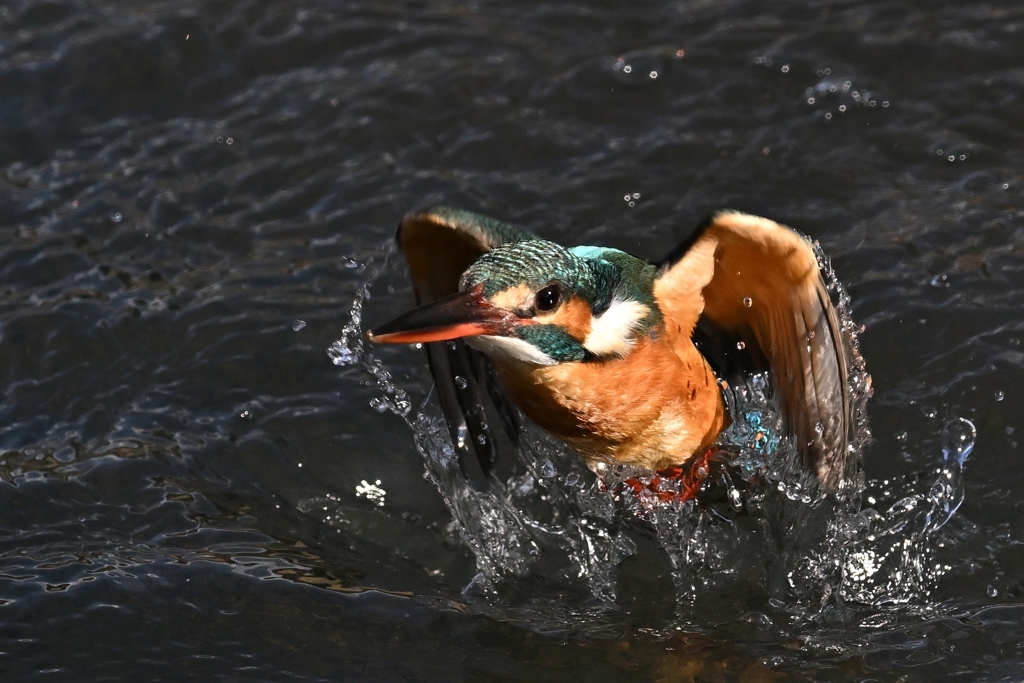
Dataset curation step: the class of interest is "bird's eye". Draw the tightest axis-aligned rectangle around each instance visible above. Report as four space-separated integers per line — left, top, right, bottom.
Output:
535 285 561 312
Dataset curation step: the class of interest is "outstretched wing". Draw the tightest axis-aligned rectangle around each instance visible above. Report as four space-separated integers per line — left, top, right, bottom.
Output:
398 206 540 489
653 210 850 490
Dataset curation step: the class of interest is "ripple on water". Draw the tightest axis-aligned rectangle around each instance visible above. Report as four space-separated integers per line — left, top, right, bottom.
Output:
1 0 1021 678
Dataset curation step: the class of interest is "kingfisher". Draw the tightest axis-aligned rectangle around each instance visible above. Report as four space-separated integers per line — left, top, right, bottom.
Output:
368 206 855 498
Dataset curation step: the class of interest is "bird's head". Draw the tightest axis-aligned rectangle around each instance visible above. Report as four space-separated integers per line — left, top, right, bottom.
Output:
369 240 659 365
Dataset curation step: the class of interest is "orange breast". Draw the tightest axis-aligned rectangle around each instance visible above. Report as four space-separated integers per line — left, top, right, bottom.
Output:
492 334 726 470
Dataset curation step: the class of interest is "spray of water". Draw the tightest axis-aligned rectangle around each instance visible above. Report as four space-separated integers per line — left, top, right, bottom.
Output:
327 240 973 618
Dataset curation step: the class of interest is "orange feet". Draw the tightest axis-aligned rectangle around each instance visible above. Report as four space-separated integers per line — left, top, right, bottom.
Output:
620 448 715 505
614 448 750 513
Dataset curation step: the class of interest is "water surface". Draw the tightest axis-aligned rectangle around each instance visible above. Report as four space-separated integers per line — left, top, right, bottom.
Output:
1 0 1023 680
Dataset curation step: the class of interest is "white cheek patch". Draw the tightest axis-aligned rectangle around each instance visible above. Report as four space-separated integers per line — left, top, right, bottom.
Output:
583 298 650 357
466 335 557 366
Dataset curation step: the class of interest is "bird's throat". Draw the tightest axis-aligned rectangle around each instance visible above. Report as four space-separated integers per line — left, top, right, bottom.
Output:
490 335 727 470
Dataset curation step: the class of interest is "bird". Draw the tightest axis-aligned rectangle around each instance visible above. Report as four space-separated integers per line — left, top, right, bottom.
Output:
367 205 854 499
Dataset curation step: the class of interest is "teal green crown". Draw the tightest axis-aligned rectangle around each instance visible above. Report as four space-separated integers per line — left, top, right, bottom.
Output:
459 240 616 313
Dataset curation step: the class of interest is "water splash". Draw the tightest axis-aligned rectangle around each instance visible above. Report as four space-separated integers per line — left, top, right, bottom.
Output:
326 244 412 419
836 417 974 606
329 239 973 619
327 283 368 367
411 407 633 603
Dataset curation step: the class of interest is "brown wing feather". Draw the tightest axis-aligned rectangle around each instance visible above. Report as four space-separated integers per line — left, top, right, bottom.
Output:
396 206 539 489
654 210 850 490
400 205 539 302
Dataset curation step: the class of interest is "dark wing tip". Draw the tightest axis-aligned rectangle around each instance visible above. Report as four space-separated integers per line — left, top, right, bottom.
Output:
388 205 537 491
802 277 851 490
774 245 851 491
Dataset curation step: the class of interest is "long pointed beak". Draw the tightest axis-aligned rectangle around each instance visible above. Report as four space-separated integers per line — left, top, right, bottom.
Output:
368 284 528 344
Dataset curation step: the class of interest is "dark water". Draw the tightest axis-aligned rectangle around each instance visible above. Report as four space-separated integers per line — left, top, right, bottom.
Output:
1 0 1023 679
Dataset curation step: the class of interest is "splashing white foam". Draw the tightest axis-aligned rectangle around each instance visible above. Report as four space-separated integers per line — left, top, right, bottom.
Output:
329 239 973 621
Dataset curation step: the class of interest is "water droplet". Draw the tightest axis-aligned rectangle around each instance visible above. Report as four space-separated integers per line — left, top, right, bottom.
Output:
825 112 832 120
328 340 359 366
613 51 664 87
355 479 386 507
565 472 580 486
743 297 753 307
456 424 468 448
476 434 487 445
240 410 251 418
112 212 123 223
226 137 234 145
781 65 789 73
995 390 1004 401
895 430 908 442
727 487 742 511
370 397 390 413
623 194 631 201
447 341 458 350
815 422 825 435
628 201 634 207
454 376 468 389
1006 426 1015 435
632 193 640 199
292 319 306 332
839 104 847 112
987 585 999 598
540 460 556 478
736 341 745 350
948 155 955 162
807 97 815 104
941 417 976 466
